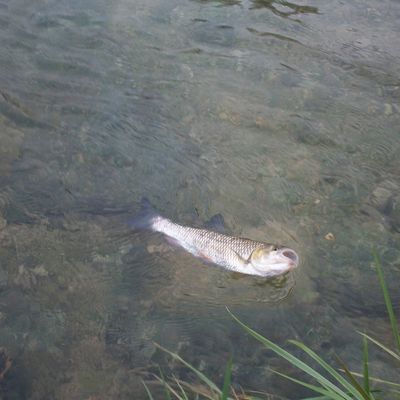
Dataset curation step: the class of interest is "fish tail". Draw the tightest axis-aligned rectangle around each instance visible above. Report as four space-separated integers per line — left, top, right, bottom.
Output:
129 197 160 231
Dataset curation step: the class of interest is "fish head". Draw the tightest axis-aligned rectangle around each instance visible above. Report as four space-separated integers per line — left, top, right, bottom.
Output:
249 245 299 277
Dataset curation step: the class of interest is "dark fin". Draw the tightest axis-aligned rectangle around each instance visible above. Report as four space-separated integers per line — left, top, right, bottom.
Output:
128 197 159 231
204 213 226 233
165 236 180 247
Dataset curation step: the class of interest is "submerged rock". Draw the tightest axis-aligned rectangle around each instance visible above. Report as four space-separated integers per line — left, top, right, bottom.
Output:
369 180 397 211
364 179 400 232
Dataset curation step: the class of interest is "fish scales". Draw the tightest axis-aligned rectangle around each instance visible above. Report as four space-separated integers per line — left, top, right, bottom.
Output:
152 217 265 271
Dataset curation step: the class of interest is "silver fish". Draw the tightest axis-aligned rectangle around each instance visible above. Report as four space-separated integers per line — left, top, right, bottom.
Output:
130 198 299 278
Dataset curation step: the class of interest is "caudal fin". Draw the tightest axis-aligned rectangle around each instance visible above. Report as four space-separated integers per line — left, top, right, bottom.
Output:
128 197 159 231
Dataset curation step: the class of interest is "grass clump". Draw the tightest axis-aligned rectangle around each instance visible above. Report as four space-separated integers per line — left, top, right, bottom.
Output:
143 250 399 399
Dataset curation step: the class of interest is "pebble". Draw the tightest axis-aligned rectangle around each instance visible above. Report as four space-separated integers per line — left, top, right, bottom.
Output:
32 265 48 277
370 181 397 211
219 112 228 120
324 232 335 241
384 103 393 116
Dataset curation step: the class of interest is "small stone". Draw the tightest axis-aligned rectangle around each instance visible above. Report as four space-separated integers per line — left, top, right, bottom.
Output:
384 103 393 116
324 232 335 241
370 183 396 211
218 112 228 120
32 265 48 277
146 244 157 254
255 116 266 127
198 359 206 371
146 244 169 254
314 199 321 205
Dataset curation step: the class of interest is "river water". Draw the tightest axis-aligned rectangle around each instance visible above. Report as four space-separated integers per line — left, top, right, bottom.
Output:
0 0 399 398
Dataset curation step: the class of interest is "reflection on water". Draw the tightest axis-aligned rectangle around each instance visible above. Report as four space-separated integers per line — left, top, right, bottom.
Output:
250 0 319 17
0 0 400 398
195 0 319 16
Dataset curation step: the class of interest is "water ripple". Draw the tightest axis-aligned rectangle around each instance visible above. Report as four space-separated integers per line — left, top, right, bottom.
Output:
0 0 399 397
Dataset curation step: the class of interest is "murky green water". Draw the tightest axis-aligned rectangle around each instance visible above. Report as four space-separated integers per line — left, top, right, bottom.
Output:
0 0 399 398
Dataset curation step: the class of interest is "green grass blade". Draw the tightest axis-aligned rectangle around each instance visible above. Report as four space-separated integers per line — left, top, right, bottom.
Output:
159 368 172 400
142 379 156 400
302 397 335 400
362 336 370 395
172 375 189 400
246 389 287 399
338 369 400 389
271 369 344 400
174 379 216 400
358 332 400 362
373 248 400 352
333 354 370 400
221 356 232 400
153 374 185 400
227 309 354 400
154 343 222 395
302 397 333 400
289 340 363 399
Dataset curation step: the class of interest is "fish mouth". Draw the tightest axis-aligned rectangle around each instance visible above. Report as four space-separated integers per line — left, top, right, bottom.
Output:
250 247 300 277
278 248 299 269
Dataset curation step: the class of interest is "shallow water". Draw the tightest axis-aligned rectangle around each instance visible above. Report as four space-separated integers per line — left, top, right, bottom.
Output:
0 0 399 398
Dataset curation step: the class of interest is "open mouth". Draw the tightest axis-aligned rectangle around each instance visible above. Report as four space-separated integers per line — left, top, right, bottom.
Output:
280 248 299 268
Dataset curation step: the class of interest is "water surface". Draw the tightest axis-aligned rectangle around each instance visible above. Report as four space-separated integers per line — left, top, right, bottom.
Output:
0 0 399 398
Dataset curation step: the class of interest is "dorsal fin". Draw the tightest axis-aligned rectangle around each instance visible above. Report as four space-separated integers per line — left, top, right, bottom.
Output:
204 213 226 233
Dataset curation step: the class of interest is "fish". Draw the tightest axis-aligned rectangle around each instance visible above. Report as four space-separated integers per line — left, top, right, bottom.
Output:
129 198 299 278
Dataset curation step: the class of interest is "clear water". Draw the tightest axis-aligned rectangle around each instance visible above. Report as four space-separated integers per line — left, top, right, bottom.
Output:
0 0 399 398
